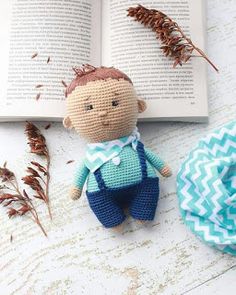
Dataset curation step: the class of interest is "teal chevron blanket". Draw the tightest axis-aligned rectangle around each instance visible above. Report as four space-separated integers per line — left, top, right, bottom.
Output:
177 121 236 255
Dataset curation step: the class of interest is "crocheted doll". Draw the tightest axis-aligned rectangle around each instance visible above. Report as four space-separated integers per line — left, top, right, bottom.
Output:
63 64 172 229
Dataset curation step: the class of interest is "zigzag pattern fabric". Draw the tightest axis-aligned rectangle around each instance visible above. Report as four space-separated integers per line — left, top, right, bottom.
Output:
177 121 236 255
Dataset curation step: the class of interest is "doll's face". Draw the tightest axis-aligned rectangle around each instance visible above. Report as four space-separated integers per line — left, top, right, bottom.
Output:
63 78 146 142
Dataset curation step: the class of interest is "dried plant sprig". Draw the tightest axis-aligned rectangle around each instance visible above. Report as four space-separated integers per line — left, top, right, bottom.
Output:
31 53 38 59
25 122 51 220
0 163 14 182
35 84 43 89
127 5 218 72
25 122 49 157
61 80 68 88
0 164 47 236
36 93 41 101
44 123 51 130
22 175 46 200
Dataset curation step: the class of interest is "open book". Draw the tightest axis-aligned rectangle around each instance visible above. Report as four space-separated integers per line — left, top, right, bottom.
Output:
0 0 208 122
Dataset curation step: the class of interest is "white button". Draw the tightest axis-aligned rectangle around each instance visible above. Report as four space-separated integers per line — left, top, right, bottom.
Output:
112 156 121 166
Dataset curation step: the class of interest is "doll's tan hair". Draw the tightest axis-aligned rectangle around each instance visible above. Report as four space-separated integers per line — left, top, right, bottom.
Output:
66 64 133 97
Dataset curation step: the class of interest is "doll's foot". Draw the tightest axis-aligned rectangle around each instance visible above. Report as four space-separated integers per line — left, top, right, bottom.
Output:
112 223 124 232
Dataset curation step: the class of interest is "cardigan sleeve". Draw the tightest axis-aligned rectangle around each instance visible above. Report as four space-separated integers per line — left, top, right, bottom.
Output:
145 147 165 172
73 162 90 190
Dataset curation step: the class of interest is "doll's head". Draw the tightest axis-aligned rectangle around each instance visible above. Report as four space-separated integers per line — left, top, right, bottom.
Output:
63 64 146 142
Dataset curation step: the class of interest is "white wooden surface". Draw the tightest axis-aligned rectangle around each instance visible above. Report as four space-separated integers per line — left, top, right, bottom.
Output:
0 1 236 294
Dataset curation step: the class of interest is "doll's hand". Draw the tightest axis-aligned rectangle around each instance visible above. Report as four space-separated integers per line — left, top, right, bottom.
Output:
160 165 172 177
69 187 82 200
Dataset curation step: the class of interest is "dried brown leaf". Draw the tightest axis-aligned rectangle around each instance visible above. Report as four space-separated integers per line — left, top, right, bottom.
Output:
31 161 47 175
0 193 17 200
23 189 30 200
0 167 15 182
44 123 51 130
26 167 41 178
31 53 38 59
35 84 43 89
3 200 16 207
61 80 67 88
36 93 41 101
8 208 18 218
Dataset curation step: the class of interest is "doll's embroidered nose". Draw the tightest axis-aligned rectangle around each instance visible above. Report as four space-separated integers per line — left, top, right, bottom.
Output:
98 111 108 117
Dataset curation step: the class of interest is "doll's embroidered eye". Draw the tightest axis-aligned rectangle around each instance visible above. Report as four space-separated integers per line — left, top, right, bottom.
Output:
112 100 119 107
85 104 93 111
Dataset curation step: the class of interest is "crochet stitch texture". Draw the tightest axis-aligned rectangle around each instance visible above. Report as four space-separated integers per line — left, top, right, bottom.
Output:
74 144 165 192
66 78 138 143
86 141 160 227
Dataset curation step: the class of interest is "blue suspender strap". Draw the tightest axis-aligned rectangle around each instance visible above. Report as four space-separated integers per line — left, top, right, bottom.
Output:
137 141 148 180
94 141 147 189
94 169 106 190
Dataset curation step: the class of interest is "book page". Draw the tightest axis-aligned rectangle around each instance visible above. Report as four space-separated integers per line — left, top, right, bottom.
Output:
0 0 101 120
102 0 208 121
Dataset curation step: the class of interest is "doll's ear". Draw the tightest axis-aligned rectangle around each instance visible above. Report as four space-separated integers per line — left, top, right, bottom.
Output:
63 116 73 129
137 99 147 113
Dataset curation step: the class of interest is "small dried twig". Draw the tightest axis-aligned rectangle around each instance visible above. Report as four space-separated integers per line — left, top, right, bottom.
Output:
127 5 218 72
0 165 47 236
25 122 52 220
66 160 74 165
47 57 51 64
31 53 38 59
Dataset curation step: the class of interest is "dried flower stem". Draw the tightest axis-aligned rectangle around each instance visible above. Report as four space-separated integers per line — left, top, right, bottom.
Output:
0 164 47 236
45 154 51 219
25 122 52 220
127 5 218 72
172 22 218 72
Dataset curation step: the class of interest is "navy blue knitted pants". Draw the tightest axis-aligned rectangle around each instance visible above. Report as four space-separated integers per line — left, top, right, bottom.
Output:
86 177 159 228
